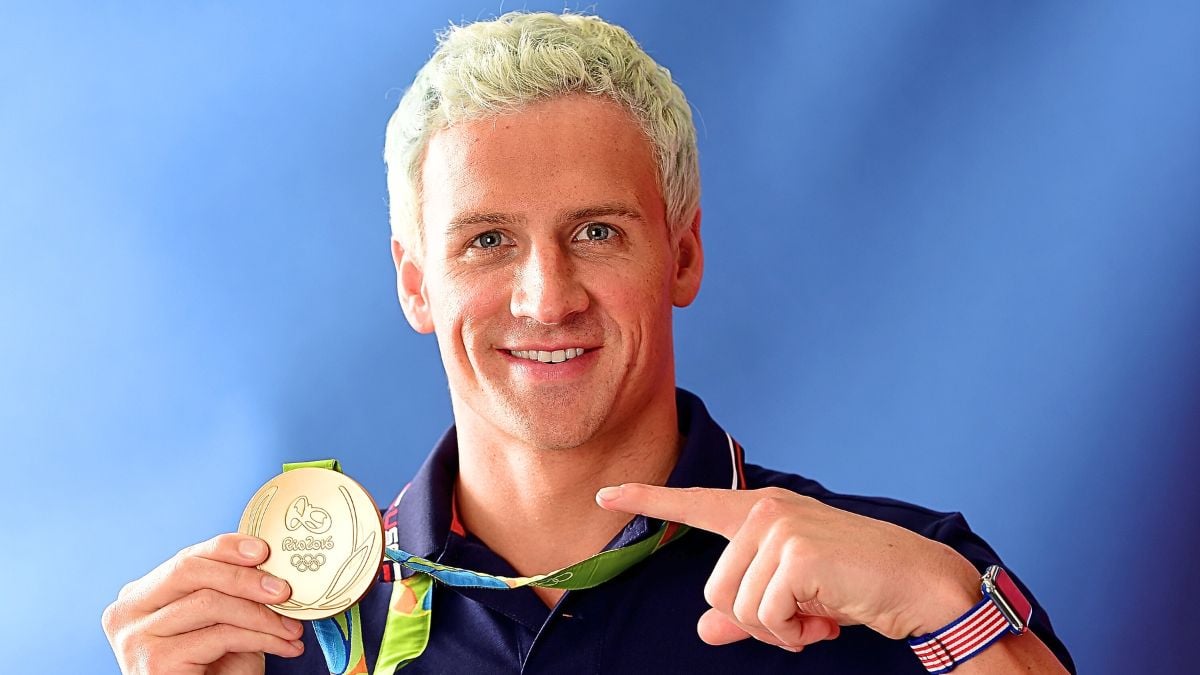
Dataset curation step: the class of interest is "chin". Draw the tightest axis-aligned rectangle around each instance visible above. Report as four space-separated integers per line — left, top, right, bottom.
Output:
495 399 609 451
508 417 604 451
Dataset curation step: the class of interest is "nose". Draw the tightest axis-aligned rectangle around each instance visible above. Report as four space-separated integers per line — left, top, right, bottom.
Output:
510 242 589 325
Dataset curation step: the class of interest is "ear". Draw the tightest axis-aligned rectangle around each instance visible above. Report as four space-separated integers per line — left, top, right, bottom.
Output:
670 208 704 307
391 237 435 334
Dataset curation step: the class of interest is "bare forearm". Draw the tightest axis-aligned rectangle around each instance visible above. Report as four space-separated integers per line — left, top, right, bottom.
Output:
952 631 1069 674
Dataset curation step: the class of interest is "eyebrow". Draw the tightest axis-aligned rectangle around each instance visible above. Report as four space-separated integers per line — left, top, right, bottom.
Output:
560 203 646 224
445 202 646 235
447 211 520 234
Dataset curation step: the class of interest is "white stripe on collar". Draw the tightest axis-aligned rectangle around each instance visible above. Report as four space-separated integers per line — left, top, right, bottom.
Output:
726 432 739 490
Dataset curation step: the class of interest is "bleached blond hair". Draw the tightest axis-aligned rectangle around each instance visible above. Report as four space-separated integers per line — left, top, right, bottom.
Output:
384 11 700 249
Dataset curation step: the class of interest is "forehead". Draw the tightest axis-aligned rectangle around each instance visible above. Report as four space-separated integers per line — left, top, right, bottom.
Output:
420 95 664 231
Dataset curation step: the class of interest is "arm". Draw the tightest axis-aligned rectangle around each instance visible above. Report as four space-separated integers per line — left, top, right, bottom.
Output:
598 484 1069 673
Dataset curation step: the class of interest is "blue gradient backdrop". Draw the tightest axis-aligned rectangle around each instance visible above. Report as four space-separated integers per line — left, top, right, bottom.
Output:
3 2 1197 673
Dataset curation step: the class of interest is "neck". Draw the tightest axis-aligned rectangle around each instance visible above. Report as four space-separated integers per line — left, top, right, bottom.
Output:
451 386 681 591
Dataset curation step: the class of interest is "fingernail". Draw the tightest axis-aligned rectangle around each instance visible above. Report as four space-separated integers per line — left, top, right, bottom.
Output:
238 538 266 559
261 575 287 595
596 485 623 502
290 639 305 653
282 617 303 634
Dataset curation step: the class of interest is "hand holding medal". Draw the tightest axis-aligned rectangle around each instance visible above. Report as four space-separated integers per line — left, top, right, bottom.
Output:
101 533 306 674
101 461 381 675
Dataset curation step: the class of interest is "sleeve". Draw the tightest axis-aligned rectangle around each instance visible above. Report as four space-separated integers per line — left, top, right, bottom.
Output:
926 512 1076 674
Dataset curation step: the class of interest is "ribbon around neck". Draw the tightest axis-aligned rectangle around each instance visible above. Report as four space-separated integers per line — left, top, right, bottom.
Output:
280 460 689 674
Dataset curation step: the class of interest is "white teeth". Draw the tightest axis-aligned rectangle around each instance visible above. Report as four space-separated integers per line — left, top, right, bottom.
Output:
508 347 587 363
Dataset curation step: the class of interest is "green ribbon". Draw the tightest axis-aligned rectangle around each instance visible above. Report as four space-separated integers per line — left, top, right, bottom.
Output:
281 460 687 673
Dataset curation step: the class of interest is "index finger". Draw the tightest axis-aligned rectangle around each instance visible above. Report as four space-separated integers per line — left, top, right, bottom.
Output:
126 533 290 612
595 484 749 539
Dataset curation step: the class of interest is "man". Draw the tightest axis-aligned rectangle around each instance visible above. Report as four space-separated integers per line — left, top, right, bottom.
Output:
103 12 1074 674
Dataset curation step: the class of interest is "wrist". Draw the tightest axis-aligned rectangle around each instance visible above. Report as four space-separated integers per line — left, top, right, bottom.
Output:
908 551 981 637
907 565 1036 674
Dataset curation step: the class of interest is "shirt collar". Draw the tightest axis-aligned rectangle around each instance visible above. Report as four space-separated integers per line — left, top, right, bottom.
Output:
384 388 745 560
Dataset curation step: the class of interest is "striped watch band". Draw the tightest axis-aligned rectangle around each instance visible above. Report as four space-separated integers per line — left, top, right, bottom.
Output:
907 565 1031 673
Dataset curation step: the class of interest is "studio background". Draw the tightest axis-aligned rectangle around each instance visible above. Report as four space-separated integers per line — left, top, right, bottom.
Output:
3 2 1197 673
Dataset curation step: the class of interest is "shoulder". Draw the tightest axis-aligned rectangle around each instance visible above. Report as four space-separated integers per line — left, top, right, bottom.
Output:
744 463 958 528
742 462 1010 584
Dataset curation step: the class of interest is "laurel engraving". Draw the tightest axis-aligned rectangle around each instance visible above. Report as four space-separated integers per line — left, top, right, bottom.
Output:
315 485 376 607
321 532 375 607
245 486 277 536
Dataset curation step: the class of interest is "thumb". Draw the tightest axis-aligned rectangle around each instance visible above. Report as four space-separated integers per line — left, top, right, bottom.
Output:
696 608 753 646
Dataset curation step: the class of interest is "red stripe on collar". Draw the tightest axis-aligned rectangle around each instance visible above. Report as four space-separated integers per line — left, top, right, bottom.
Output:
449 489 467 537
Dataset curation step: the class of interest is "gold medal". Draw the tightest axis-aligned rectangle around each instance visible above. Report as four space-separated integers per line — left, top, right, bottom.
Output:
238 467 384 620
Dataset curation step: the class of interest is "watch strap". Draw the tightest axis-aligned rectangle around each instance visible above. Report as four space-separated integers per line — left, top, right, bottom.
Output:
907 565 1029 673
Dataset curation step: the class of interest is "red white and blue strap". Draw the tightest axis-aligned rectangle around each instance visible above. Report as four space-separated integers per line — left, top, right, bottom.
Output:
908 596 1011 673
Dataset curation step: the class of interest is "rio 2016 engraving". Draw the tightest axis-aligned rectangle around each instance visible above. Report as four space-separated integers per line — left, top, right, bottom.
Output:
291 553 326 572
285 495 332 534
282 536 335 551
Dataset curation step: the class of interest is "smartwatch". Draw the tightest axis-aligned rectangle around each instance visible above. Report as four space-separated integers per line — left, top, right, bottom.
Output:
907 565 1034 673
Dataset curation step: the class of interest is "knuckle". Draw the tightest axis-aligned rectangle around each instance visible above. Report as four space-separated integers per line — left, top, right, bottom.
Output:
756 607 776 631
255 600 280 625
211 622 241 645
758 486 792 500
116 580 137 600
137 643 165 673
210 532 241 555
758 607 791 639
732 596 757 627
100 602 118 634
167 551 196 580
780 538 811 568
175 540 202 561
702 577 727 611
111 632 133 662
190 587 221 615
782 536 809 560
180 533 227 561
107 615 144 656
702 577 718 607
748 495 787 521
232 563 260 595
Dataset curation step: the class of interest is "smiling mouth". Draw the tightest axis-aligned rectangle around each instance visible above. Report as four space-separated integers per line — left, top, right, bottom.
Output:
508 348 588 364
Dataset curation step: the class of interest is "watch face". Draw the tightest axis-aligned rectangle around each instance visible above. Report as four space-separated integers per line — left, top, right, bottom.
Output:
989 566 1034 630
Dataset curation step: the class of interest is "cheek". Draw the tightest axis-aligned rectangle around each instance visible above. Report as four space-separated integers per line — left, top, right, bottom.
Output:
598 266 674 340
427 271 511 345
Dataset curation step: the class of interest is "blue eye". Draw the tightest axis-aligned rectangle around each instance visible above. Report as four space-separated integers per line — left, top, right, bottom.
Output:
575 223 614 242
472 231 506 248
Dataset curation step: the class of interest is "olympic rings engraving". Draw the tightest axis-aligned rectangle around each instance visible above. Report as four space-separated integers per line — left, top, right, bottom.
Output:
290 553 327 572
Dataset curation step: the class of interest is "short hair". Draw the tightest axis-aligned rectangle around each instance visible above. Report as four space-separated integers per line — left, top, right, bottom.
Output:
384 11 700 249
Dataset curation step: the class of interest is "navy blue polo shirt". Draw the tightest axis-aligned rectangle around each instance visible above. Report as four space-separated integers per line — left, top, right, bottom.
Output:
269 389 1074 673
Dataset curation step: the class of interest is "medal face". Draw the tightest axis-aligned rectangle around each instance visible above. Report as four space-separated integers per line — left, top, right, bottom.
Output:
238 467 384 620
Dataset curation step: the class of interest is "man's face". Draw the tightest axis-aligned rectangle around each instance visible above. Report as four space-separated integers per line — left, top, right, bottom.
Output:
395 94 702 450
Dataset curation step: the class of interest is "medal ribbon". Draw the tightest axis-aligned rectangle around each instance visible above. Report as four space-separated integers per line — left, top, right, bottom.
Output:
281 459 691 674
